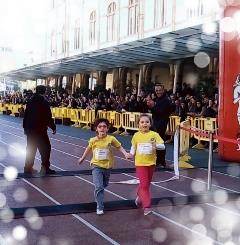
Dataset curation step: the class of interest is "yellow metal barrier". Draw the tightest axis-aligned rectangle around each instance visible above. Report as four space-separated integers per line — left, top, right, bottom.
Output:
78 109 91 128
52 107 63 123
70 109 81 127
4 104 12 115
166 116 181 135
192 117 218 149
165 115 181 143
178 120 194 168
88 109 96 126
0 103 6 113
96 110 122 134
11 105 21 116
51 107 56 119
121 112 141 135
97 110 108 119
51 107 72 124
108 111 122 134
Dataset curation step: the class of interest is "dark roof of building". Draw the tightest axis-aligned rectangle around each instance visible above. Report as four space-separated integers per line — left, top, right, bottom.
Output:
0 24 219 80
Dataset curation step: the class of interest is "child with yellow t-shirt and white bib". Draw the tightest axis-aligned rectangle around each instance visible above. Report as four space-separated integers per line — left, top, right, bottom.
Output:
78 118 129 215
130 114 165 215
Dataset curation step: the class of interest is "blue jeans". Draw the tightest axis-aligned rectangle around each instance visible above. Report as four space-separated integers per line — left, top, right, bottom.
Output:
92 167 111 210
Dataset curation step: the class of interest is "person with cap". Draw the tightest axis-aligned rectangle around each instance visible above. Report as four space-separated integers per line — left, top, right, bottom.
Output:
23 85 56 175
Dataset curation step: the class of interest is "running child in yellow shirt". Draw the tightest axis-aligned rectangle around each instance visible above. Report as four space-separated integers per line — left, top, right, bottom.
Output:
130 114 165 215
78 118 130 215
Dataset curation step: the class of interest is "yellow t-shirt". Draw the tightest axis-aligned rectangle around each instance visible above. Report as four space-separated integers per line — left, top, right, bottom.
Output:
89 135 121 169
131 130 164 166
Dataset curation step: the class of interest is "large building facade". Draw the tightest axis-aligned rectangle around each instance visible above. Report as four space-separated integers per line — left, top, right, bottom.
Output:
42 0 219 94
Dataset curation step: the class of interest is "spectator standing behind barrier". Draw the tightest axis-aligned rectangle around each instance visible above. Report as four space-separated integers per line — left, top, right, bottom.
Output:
129 114 165 215
146 83 173 167
78 118 130 215
23 85 56 175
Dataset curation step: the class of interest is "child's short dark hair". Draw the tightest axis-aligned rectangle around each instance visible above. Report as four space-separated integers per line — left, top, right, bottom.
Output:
94 118 110 129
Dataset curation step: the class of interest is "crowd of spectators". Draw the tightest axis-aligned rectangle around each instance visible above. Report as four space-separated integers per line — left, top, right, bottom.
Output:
0 84 218 120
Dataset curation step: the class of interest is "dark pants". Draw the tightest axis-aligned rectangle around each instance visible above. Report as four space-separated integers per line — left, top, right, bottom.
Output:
25 131 51 170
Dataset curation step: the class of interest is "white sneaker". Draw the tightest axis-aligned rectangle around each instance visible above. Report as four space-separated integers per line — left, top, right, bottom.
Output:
96 209 104 215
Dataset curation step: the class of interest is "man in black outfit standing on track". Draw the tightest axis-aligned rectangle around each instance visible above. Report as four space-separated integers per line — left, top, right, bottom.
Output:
23 85 56 175
147 83 173 167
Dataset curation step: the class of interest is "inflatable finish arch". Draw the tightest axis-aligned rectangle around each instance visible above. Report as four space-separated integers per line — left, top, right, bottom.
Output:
219 1 240 162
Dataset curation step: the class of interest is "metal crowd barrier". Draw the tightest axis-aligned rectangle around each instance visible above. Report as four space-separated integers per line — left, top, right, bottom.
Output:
0 104 218 150
192 117 218 149
96 110 122 134
179 120 192 167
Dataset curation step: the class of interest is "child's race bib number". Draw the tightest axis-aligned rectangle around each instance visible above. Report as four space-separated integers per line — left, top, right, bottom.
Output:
95 148 109 160
137 143 153 154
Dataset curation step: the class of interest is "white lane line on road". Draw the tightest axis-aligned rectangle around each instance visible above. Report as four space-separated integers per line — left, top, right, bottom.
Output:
0 134 227 244
0 161 120 245
0 118 88 142
123 172 240 218
1 128 240 215
0 128 239 195
0 119 238 178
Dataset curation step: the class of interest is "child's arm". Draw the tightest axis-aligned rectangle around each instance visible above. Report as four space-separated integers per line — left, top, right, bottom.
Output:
156 143 165 150
129 145 135 159
78 146 91 164
118 146 131 159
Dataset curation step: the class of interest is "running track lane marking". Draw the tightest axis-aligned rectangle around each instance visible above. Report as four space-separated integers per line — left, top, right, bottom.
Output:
0 129 239 196
0 161 120 245
1 130 240 216
0 119 238 179
0 122 133 162
123 173 240 218
0 142 227 244
0 139 126 201
0 162 224 245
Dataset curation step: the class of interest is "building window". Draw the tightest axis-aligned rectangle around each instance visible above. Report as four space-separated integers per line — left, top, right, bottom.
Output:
187 0 204 18
61 25 68 54
154 0 166 28
128 0 139 35
107 2 116 41
89 11 96 45
50 31 56 56
74 19 80 50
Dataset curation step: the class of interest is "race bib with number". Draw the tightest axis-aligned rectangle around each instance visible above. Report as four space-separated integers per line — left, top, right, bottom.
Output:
137 143 153 155
95 148 109 160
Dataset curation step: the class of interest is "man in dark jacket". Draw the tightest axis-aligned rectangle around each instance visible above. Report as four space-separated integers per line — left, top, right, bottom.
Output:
23 85 56 175
147 84 173 167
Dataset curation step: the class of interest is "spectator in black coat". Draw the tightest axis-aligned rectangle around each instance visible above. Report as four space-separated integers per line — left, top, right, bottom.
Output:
23 85 56 175
147 84 173 167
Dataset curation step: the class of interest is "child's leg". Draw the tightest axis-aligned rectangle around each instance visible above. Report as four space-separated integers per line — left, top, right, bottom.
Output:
136 165 155 208
148 165 155 183
103 169 111 188
92 167 104 211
